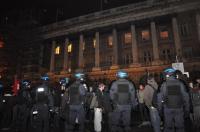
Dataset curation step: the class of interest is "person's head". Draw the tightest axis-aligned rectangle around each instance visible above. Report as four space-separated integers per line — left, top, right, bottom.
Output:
196 78 200 84
175 70 182 79
89 86 93 92
116 70 128 79
98 83 105 92
74 72 85 82
59 77 69 85
163 67 176 79
21 80 31 89
147 74 155 84
41 74 49 83
139 84 144 90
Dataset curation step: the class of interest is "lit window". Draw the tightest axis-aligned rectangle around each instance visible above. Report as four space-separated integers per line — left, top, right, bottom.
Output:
160 30 169 39
141 30 150 41
55 46 60 55
68 44 72 53
124 32 131 44
159 26 169 40
93 39 96 48
108 36 113 47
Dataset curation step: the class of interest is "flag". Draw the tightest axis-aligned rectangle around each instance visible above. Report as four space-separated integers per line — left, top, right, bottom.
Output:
12 75 20 96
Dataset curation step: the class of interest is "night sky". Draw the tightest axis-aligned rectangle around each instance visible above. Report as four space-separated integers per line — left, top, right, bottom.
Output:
0 0 145 25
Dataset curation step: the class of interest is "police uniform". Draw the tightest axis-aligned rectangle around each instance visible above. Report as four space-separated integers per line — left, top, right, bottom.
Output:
109 71 137 132
64 78 86 132
0 83 3 128
12 81 32 132
158 70 190 132
31 81 54 132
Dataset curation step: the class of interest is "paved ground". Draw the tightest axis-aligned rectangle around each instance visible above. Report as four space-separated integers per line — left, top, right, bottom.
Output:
0 126 154 132
0 121 154 132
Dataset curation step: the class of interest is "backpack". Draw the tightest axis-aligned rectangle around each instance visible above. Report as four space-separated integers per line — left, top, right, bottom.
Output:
147 84 158 108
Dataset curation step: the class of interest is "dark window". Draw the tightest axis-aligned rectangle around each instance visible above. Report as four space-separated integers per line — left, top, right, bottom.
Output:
179 23 191 37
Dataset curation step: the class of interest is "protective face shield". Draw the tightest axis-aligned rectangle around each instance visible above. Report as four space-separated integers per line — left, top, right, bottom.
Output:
116 70 128 79
164 68 176 78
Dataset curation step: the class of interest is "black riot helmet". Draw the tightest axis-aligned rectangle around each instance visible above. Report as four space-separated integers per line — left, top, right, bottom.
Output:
41 74 49 81
59 77 69 85
21 80 31 89
40 73 50 85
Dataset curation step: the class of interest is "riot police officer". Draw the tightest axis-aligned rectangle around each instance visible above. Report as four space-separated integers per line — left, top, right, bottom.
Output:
58 77 70 131
157 68 190 132
109 70 137 132
12 80 32 132
31 74 54 132
0 82 3 128
62 72 86 132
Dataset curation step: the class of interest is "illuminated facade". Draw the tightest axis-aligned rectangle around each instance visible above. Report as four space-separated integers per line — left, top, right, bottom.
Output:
20 0 200 83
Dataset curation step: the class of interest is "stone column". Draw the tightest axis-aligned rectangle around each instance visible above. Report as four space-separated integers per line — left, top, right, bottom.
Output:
151 21 160 63
50 40 56 72
78 34 84 69
111 28 119 69
196 13 200 42
62 38 69 73
130 25 140 67
172 17 182 59
93 32 101 71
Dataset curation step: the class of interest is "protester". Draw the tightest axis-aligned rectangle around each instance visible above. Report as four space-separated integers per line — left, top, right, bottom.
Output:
137 83 150 127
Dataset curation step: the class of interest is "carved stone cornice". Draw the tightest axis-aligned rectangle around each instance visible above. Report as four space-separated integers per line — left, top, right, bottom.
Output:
33 0 200 40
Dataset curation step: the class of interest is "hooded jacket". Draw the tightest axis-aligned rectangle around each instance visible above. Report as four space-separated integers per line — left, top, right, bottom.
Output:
143 78 158 108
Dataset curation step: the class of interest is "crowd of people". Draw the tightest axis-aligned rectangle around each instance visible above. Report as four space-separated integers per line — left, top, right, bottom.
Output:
0 67 199 132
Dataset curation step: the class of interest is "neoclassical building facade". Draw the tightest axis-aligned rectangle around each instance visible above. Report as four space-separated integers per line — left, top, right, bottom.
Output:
20 0 200 83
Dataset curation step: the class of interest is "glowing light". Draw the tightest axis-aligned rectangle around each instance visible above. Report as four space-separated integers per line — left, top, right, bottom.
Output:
68 44 72 53
37 87 44 92
93 39 96 48
160 31 169 39
55 46 60 54
124 32 131 44
141 30 150 41
108 35 113 47
33 111 38 114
